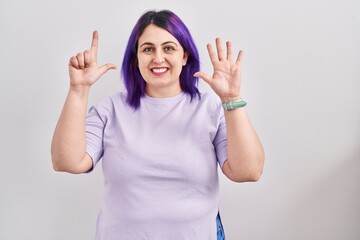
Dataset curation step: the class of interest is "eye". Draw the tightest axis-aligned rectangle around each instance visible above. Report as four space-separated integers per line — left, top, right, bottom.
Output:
142 47 154 53
164 46 176 52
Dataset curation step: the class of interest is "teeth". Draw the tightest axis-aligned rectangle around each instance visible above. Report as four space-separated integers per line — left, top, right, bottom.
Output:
152 68 167 73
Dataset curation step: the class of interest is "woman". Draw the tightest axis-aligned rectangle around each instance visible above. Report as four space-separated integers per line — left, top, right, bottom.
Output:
51 10 264 240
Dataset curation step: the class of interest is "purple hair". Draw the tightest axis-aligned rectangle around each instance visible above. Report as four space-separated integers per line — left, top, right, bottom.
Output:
121 10 200 109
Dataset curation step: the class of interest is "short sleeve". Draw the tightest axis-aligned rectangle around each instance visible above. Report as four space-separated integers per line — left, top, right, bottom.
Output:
85 106 105 172
213 109 228 168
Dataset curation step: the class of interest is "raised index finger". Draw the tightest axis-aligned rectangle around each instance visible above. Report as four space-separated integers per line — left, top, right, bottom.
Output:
91 30 98 59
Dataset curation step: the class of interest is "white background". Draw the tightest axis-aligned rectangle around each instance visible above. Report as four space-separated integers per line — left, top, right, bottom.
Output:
0 0 359 239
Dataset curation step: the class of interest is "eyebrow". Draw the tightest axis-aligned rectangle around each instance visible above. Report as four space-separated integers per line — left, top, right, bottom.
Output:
139 41 178 48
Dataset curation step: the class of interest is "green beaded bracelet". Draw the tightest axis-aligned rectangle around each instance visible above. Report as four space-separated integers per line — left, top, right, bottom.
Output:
222 99 247 111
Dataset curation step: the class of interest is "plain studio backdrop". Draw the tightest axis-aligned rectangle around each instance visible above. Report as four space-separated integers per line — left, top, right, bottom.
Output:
0 0 359 239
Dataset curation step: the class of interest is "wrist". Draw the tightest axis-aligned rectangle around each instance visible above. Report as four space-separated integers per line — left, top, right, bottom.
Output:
220 95 241 103
69 85 91 97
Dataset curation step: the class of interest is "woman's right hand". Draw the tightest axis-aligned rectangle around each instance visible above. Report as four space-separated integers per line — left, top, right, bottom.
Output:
68 31 116 89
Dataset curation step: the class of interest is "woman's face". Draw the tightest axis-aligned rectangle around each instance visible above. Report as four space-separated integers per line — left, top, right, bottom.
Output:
137 24 188 97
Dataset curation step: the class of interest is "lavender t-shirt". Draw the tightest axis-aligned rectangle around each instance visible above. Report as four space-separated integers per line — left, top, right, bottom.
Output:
86 91 228 240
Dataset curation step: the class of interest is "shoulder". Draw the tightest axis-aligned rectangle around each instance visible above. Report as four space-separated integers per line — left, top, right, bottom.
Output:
89 92 129 117
92 92 126 108
199 92 221 104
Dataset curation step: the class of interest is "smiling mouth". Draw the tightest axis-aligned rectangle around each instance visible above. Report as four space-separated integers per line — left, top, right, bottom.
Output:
151 67 168 74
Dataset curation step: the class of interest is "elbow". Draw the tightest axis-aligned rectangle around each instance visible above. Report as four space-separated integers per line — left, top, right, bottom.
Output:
246 169 263 182
226 155 265 183
243 151 265 182
51 161 85 174
51 145 63 172
51 154 86 174
50 144 88 174
52 163 60 172
51 156 66 172
52 161 65 172
51 152 61 172
230 169 263 183
240 168 263 182
51 149 67 172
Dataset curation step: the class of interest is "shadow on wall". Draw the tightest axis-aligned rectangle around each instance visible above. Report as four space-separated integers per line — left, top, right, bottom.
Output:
286 150 360 240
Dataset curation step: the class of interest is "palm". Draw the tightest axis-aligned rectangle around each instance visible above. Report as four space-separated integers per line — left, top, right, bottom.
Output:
195 38 243 102
69 62 100 86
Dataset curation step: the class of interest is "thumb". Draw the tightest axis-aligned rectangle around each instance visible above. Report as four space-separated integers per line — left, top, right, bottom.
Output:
194 72 212 85
99 63 117 76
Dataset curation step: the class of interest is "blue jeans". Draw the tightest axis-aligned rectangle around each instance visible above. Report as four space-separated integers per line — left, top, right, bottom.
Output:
216 212 225 240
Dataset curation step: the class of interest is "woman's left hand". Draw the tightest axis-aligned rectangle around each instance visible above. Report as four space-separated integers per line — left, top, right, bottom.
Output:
194 38 243 102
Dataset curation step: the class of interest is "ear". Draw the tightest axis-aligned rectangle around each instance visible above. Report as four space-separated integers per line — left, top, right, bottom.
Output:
182 52 188 66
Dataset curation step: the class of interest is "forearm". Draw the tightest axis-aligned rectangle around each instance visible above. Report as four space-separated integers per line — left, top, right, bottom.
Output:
51 86 90 173
224 107 264 181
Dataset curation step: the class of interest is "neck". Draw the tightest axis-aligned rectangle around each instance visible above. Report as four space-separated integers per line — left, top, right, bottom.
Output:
145 85 182 98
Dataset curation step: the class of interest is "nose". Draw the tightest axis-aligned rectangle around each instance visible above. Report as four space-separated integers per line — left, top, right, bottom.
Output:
153 50 165 64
